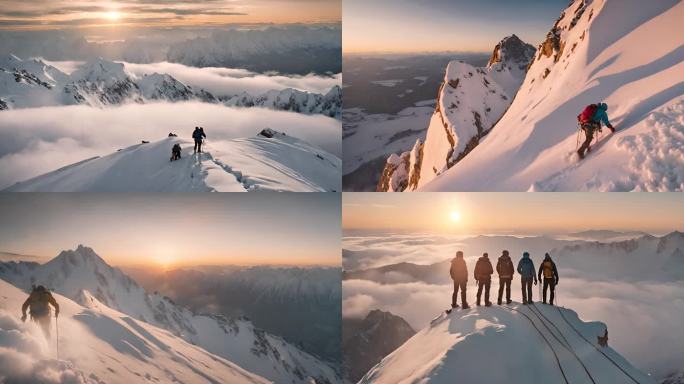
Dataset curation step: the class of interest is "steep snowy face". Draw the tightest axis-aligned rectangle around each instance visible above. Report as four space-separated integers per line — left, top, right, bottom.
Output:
343 310 415 383
136 73 194 101
377 35 535 191
4 133 342 192
486 34 537 97
421 0 684 191
67 58 144 107
0 279 270 384
360 304 654 384
0 246 341 384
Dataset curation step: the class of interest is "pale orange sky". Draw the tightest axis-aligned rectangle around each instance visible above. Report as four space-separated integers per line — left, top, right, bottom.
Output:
0 0 340 29
343 193 684 234
0 194 341 268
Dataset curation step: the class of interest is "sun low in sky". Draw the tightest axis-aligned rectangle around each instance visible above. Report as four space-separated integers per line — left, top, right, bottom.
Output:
0 0 341 30
343 193 684 235
0 194 341 268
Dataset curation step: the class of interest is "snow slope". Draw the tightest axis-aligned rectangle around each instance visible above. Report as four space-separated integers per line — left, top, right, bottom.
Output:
376 35 535 191
4 131 341 192
360 303 653 384
0 245 341 384
0 278 269 384
421 0 684 191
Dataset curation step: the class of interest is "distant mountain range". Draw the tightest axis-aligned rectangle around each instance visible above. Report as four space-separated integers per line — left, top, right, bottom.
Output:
0 54 341 117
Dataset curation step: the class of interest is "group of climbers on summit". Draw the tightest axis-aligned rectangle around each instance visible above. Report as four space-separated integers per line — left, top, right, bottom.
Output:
450 250 559 310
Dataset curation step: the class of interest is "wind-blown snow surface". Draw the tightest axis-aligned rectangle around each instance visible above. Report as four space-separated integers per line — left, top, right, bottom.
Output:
342 231 684 381
4 133 341 192
0 279 269 384
0 103 341 190
359 304 653 384
0 246 341 384
421 0 684 191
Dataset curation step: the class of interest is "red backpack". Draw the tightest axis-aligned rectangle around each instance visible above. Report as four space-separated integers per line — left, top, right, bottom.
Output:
578 104 598 124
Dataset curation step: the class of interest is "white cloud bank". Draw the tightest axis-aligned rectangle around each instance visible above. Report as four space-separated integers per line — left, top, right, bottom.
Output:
0 310 87 383
0 102 341 189
42 60 341 96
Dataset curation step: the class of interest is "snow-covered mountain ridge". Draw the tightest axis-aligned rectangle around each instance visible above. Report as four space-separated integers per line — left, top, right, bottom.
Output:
0 54 341 117
0 278 270 384
377 35 535 191
418 0 684 191
360 303 653 384
3 131 341 192
0 245 341 384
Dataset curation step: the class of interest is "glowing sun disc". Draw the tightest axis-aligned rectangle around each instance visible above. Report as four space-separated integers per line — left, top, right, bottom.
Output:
450 211 461 222
105 11 120 21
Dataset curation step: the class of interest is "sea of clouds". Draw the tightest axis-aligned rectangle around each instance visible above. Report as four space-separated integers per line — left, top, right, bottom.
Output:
42 60 341 96
0 103 341 189
342 232 684 379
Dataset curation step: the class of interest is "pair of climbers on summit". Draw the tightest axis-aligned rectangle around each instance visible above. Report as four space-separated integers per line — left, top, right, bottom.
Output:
21 285 60 337
450 250 560 310
577 102 614 159
169 126 207 162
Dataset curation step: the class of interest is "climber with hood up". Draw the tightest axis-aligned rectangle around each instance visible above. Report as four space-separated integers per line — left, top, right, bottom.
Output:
577 102 614 159
21 285 59 337
538 253 559 305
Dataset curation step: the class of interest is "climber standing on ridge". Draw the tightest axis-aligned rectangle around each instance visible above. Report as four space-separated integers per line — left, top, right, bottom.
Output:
577 102 614 159
192 126 206 153
538 253 559 305
449 251 470 311
21 285 59 337
474 252 494 307
517 252 537 305
496 250 514 305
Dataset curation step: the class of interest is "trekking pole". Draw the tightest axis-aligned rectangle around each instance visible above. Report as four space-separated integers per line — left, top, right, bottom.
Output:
55 316 59 360
538 282 542 303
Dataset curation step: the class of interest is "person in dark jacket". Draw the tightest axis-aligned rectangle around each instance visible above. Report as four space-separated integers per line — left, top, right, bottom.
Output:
450 251 469 310
474 252 493 306
538 253 559 305
496 250 514 305
192 126 206 153
21 285 59 337
517 252 537 304
170 143 182 161
578 102 614 159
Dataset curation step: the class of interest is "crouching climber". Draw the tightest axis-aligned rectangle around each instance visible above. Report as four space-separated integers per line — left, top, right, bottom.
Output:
170 143 182 161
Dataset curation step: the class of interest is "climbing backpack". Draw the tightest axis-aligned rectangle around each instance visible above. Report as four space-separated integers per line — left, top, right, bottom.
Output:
578 104 598 124
28 288 51 318
542 260 554 279
499 257 514 279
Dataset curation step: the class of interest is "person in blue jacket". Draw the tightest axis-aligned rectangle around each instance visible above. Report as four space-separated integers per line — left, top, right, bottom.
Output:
577 102 614 159
517 252 538 305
